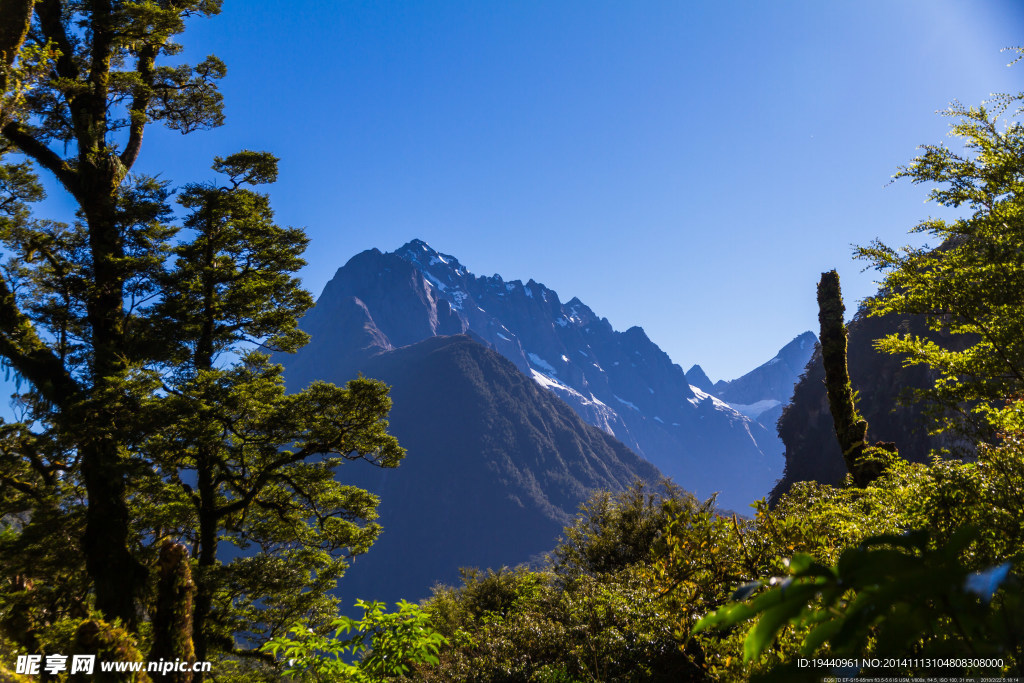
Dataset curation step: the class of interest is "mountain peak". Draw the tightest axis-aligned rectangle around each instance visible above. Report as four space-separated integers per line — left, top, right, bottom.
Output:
565 297 597 324
393 239 468 277
397 238 436 257
780 331 818 357
713 331 818 407
686 364 715 394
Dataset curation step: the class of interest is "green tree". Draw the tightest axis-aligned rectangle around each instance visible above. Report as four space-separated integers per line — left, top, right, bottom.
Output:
0 0 227 628
856 75 1024 437
0 2 404 673
549 480 690 579
262 599 447 683
133 151 402 667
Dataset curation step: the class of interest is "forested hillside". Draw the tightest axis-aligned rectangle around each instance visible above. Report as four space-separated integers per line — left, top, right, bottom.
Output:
285 334 662 607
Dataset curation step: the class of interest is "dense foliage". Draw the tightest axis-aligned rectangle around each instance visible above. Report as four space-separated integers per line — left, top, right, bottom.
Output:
411 483 700 682
0 3 403 680
857 83 1024 439
262 600 446 682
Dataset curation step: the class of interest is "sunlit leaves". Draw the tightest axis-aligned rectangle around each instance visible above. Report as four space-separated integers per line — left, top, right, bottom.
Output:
856 91 1024 439
262 600 447 683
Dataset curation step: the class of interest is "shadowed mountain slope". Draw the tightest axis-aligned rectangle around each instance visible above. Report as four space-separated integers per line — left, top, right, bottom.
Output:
284 334 663 604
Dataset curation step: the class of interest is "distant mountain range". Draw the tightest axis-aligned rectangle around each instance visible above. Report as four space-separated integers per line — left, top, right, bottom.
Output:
692 330 818 437
288 239 814 511
278 239 816 601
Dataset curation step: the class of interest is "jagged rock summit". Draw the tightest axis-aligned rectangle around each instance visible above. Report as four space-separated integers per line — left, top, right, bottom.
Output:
286 239 785 510
685 364 716 394
708 330 818 429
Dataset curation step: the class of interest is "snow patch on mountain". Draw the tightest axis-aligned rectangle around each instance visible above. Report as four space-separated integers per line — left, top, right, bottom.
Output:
728 399 782 420
530 369 618 436
450 290 468 310
687 386 733 412
613 395 639 411
527 352 557 375
422 272 447 291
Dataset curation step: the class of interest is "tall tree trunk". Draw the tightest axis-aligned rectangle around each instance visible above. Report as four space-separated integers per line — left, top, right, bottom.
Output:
80 440 143 627
80 188 145 627
817 270 895 487
191 450 217 678
150 542 197 682
191 206 220 676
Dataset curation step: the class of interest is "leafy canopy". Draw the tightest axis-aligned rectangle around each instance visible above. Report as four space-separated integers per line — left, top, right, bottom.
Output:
856 71 1024 436
0 3 406 679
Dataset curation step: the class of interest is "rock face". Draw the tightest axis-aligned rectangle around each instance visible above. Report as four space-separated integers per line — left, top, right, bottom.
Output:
287 239 784 511
711 331 818 432
284 334 662 604
685 364 716 395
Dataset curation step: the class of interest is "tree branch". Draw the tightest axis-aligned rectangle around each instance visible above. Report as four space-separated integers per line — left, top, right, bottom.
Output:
0 274 79 409
0 473 40 500
120 43 159 171
1 121 78 195
34 0 80 82
214 451 308 520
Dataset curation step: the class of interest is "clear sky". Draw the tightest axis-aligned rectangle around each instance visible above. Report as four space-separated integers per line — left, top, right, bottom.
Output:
49 0 1024 381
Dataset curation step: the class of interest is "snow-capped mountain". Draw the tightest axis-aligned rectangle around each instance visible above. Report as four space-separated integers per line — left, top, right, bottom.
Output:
712 332 817 411
285 239 785 509
686 331 818 471
690 331 817 425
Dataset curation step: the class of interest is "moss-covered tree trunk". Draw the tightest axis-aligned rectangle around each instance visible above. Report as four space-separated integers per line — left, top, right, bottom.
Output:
0 0 33 71
149 542 196 681
817 270 894 487
70 619 152 683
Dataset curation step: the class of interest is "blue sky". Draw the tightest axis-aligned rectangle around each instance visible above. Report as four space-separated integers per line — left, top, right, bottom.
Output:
58 1 1024 380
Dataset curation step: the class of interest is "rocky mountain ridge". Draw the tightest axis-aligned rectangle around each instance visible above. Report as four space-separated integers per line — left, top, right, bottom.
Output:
287 239 796 509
